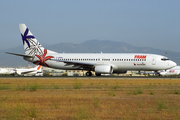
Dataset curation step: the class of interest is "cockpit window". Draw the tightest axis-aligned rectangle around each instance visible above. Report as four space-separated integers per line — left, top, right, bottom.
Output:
161 57 169 61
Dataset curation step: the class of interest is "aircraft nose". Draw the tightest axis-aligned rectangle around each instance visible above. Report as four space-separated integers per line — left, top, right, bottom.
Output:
170 61 177 67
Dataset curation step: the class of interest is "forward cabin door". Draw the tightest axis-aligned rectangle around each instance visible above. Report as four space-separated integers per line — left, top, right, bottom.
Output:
152 56 156 65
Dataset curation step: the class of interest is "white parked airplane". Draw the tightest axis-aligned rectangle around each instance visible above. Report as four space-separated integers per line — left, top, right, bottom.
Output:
15 65 43 76
0 65 43 76
0 68 16 75
6 24 177 76
159 66 180 76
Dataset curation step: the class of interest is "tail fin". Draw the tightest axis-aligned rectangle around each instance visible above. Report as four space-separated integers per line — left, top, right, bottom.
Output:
36 65 42 72
19 24 55 67
19 24 44 57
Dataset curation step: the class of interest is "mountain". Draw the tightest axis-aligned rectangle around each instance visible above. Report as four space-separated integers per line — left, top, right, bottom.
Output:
1 40 180 67
46 40 158 53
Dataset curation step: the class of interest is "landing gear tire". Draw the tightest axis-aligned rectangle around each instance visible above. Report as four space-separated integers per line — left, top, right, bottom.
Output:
86 71 92 76
95 73 101 76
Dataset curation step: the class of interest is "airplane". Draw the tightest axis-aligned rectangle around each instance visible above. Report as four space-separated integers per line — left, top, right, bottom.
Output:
15 65 43 76
0 65 43 76
158 66 180 76
0 68 16 75
6 24 177 76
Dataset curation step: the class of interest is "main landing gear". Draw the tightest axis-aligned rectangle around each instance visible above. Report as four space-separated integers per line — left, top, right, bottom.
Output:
86 71 92 76
85 71 101 76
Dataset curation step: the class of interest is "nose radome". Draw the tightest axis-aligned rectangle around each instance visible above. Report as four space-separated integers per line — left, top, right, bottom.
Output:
171 61 177 67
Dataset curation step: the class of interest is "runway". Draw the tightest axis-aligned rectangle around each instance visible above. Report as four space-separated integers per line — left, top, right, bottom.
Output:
1 75 180 79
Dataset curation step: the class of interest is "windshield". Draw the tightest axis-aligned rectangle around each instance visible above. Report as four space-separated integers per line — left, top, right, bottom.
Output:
161 57 169 61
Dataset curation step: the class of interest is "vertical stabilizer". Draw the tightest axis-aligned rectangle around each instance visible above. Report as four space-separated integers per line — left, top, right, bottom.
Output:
19 24 44 57
36 65 42 72
19 24 55 67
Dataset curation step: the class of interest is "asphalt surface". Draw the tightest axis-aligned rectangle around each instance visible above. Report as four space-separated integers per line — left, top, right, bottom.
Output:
1 76 180 79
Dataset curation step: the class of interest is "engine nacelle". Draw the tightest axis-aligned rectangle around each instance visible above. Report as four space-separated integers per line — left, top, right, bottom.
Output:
95 65 113 74
16 71 22 75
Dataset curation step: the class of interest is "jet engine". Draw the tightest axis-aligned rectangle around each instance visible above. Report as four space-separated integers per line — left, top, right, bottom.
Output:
16 71 22 75
95 65 113 74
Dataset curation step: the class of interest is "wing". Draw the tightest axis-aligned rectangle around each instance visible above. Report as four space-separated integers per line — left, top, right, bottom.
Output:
50 58 96 70
20 70 36 74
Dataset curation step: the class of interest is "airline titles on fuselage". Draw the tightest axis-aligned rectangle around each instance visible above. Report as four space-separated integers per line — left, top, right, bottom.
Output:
134 55 146 59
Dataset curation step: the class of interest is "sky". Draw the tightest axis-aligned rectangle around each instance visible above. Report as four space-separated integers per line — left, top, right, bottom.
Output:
0 0 180 52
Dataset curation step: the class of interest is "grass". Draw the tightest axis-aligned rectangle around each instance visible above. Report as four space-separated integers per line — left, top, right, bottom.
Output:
108 90 116 96
73 82 82 89
15 84 26 91
26 105 37 118
174 89 180 94
133 87 143 95
111 82 121 89
52 84 60 89
51 97 60 109
150 91 154 95
0 78 180 119
28 83 41 92
93 96 100 108
75 107 90 120
0 85 11 90
157 99 168 111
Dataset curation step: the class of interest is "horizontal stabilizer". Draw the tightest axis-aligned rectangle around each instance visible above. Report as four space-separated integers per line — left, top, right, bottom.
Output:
6 52 33 58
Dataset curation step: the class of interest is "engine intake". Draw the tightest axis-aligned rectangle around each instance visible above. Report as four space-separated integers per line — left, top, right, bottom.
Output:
95 65 113 74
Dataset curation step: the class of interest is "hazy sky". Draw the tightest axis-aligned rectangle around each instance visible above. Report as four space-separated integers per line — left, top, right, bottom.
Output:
0 0 180 52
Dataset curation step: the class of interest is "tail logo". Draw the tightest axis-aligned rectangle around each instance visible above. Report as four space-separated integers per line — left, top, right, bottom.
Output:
21 28 35 48
33 49 54 67
37 65 41 70
21 26 43 57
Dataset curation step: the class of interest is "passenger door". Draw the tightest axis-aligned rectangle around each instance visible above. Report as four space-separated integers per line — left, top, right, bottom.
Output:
152 56 156 65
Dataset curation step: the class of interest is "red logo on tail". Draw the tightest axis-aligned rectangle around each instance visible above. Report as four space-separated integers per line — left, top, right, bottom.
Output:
33 49 54 67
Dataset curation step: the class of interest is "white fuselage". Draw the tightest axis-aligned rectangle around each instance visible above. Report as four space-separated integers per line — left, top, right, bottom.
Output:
0 68 15 74
26 51 176 73
15 66 42 75
16 69 38 75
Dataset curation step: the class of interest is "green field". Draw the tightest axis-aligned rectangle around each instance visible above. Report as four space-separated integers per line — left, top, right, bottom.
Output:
0 78 180 120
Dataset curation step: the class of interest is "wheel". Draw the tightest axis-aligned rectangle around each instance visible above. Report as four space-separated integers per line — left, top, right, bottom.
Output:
86 71 92 76
95 73 101 76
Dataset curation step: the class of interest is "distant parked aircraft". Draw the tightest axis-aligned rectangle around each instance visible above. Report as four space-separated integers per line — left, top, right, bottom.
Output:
0 65 43 76
0 68 15 75
159 66 180 76
6 24 176 76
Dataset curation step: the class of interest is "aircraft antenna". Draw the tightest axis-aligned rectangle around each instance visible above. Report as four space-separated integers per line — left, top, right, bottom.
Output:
165 52 167 57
